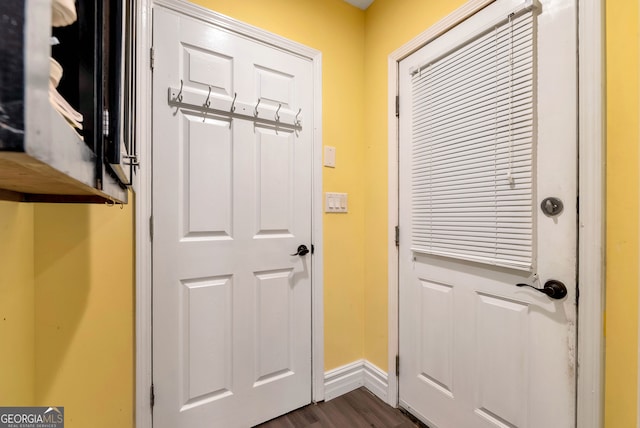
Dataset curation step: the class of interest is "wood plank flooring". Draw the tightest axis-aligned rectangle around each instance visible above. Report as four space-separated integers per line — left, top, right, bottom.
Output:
255 388 424 428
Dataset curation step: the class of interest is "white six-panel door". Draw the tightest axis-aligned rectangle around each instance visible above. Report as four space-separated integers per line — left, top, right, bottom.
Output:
399 1 577 427
152 7 314 427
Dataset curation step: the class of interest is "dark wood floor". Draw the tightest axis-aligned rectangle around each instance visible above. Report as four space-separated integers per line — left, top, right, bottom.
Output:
255 388 423 428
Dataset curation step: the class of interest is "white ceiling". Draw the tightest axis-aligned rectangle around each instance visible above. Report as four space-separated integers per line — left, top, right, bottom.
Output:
343 0 374 10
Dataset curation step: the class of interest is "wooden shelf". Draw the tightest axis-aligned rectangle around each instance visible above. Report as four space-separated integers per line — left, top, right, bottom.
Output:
0 0 129 204
0 152 127 203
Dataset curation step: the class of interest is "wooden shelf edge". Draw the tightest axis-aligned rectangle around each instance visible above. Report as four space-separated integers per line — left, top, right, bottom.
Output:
0 189 127 204
0 152 128 204
0 189 25 202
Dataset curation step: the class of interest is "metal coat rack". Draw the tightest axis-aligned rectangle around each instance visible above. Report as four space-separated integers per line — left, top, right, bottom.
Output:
168 81 302 131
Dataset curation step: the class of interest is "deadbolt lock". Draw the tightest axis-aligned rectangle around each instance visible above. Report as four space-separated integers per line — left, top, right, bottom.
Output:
540 197 563 216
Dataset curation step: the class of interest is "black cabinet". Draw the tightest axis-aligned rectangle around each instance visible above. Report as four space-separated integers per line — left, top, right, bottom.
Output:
0 0 134 203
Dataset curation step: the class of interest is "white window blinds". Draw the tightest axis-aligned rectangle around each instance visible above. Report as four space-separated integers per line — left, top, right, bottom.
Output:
410 8 535 270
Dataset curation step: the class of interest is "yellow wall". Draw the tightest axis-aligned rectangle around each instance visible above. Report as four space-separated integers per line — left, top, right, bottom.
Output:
605 0 639 426
0 202 34 404
362 0 467 370
33 203 134 427
190 0 368 370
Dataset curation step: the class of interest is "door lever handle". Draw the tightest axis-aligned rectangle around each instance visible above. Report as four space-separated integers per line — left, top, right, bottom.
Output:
516 280 567 300
290 244 310 256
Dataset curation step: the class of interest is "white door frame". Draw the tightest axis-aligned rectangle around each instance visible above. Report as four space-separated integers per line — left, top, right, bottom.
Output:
134 1 324 427
387 1 605 428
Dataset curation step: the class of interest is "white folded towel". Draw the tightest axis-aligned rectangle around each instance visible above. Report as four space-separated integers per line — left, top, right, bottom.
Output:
51 0 77 27
50 57 63 88
49 83 83 130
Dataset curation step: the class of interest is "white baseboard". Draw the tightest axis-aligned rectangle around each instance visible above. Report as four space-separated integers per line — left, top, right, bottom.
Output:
363 360 389 403
324 359 389 403
324 359 365 401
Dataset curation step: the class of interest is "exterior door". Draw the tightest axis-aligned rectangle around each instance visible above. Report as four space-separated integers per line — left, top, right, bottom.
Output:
398 1 577 427
152 7 314 428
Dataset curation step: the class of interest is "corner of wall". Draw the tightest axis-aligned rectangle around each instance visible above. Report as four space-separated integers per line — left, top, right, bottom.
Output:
323 359 388 403
361 0 469 374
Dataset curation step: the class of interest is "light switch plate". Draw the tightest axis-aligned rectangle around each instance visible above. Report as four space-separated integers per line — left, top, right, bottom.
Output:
324 146 336 168
325 192 347 213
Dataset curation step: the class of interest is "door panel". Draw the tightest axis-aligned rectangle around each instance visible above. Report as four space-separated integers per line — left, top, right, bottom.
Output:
417 280 454 395
183 46 233 95
153 7 313 428
256 66 295 107
183 115 232 237
182 275 232 406
399 1 577 427
256 129 296 235
474 293 528 427
254 269 295 383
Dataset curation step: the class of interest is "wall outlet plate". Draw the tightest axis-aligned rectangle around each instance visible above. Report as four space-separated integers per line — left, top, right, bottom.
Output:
324 146 336 168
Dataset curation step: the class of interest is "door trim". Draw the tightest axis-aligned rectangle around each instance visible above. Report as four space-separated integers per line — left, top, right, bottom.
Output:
386 1 605 427
134 0 153 427
135 1 324 427
576 2 605 427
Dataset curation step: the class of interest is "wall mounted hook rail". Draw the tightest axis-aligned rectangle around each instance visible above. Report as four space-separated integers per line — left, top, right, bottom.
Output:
168 86 301 131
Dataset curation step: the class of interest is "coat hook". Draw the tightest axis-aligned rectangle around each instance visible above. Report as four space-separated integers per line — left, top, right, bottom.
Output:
204 86 212 108
275 104 282 122
230 92 237 112
254 98 261 117
177 79 184 102
295 108 302 125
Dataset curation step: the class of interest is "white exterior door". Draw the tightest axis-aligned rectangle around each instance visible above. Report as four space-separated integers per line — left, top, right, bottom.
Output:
398 1 577 427
152 7 314 428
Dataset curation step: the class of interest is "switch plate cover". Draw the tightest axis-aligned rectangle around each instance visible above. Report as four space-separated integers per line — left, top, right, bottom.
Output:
325 192 347 213
324 146 336 168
